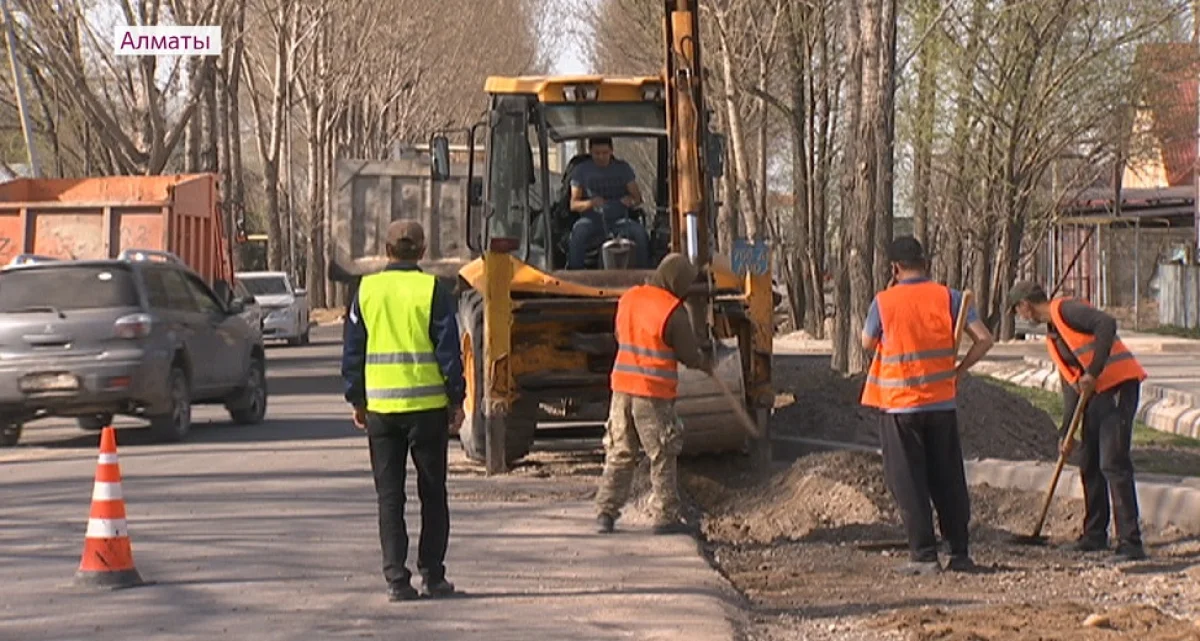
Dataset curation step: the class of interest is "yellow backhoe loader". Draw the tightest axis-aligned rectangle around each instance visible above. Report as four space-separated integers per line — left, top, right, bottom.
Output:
338 1 774 473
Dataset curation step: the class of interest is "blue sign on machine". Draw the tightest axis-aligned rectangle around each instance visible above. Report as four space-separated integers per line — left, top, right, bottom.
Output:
731 239 769 276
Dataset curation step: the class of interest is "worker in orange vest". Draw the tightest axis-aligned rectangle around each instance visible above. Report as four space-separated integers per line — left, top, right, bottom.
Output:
1008 281 1148 561
595 253 713 535
861 237 995 576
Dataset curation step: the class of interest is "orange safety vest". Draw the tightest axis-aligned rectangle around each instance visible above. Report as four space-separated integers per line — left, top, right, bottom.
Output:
611 284 682 399
860 282 958 410
1046 298 1146 392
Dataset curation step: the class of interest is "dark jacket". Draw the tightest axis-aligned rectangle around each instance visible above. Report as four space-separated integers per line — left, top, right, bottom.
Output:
341 263 465 410
1051 299 1120 436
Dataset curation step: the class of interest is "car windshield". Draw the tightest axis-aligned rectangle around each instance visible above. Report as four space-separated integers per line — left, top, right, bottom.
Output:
0 265 139 312
239 276 289 296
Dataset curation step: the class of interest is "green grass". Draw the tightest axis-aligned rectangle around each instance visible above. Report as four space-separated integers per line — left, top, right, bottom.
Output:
1144 324 1200 340
982 378 1200 451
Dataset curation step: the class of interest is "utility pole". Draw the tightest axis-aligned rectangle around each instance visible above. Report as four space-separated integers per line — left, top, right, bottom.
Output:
1 0 41 178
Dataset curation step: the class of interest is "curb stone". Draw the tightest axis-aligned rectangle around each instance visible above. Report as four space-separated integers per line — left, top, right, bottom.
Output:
965 458 1200 535
984 357 1200 438
772 436 1200 536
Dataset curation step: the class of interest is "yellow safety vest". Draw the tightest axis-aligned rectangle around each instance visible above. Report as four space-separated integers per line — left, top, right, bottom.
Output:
357 270 449 414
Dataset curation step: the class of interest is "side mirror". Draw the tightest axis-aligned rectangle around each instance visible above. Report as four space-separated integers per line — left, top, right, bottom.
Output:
294 287 307 297
213 279 233 303
431 135 451 182
469 175 484 207
228 298 246 315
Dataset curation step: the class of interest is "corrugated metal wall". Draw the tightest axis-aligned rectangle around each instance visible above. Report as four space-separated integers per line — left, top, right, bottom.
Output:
1157 263 1200 328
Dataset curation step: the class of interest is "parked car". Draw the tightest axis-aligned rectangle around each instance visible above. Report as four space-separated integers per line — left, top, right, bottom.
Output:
0 250 268 447
235 271 311 346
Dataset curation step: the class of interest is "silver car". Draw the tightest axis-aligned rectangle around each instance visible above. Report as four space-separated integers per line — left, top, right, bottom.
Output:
0 251 268 446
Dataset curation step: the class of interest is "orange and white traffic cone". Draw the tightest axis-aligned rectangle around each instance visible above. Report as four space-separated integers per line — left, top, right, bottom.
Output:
74 427 145 589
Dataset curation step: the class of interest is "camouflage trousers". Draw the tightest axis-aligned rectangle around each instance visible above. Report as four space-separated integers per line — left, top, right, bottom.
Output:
595 391 685 526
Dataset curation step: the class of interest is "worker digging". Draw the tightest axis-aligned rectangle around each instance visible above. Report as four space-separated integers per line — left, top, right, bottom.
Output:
1008 280 1150 562
595 252 713 535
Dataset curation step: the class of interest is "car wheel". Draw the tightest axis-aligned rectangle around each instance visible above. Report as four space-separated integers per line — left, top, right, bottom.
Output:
77 414 114 431
0 421 22 447
227 358 268 425
149 367 191 442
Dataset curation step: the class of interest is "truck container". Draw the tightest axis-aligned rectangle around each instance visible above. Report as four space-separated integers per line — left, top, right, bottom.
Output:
0 173 232 286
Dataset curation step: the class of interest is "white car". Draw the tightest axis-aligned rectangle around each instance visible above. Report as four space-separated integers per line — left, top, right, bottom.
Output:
236 271 311 346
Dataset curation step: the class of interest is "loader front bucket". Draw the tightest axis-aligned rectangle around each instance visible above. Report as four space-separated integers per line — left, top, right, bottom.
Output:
677 341 750 456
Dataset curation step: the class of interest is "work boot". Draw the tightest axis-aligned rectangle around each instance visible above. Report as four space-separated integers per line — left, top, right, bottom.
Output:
652 521 691 536
387 582 419 602
1112 542 1147 562
896 560 941 577
597 514 615 534
945 555 978 573
421 578 458 598
1066 536 1108 553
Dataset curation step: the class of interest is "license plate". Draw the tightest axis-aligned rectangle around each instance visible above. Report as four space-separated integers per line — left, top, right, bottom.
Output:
20 372 80 392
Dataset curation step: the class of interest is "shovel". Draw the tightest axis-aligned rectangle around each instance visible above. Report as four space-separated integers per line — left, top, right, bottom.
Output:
1009 388 1093 546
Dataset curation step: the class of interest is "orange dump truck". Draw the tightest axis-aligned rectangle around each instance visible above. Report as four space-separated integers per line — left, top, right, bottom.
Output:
0 173 232 286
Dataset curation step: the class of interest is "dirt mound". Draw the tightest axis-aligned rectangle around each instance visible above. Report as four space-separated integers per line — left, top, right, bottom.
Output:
679 450 1103 546
872 603 1200 641
772 354 1059 462
684 451 896 545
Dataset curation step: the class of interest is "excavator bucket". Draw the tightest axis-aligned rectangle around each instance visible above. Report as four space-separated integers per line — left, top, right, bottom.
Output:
677 340 749 456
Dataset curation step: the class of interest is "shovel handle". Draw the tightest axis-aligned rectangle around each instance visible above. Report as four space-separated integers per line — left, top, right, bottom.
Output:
1030 388 1093 538
953 290 974 359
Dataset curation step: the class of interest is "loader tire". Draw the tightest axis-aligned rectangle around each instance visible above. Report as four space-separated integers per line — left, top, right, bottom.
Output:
456 290 537 466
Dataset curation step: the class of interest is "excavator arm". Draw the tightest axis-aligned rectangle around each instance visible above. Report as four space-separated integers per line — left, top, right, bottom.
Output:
663 0 711 268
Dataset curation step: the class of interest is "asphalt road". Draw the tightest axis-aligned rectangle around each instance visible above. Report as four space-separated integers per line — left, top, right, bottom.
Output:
0 325 737 641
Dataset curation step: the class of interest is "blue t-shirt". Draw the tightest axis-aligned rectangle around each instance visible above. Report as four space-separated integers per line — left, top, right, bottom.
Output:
863 277 979 414
571 158 636 222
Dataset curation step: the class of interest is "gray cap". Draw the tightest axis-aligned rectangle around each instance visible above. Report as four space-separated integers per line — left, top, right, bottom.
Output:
385 220 424 248
1006 280 1046 311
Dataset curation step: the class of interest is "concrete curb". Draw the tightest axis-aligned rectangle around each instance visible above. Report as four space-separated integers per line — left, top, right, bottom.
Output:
966 458 1200 535
771 435 1200 536
982 356 1200 438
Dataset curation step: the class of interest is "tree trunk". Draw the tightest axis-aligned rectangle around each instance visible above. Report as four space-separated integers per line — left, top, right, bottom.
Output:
874 0 897 293
846 0 880 376
833 0 866 374
716 12 759 241
911 0 939 248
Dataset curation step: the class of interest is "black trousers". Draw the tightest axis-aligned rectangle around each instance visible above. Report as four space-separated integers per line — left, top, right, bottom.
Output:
366 408 450 586
879 410 971 562
1078 379 1142 546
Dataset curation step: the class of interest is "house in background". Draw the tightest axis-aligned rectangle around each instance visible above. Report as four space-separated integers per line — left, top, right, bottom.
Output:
1045 43 1199 329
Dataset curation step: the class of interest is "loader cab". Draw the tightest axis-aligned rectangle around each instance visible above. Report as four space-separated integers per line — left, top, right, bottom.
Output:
430 76 675 273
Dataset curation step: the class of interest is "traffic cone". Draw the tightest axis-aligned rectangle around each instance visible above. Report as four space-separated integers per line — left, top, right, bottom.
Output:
73 427 145 589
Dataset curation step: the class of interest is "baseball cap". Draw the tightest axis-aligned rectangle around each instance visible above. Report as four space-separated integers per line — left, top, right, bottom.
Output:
386 220 424 248
1006 280 1045 311
887 236 926 263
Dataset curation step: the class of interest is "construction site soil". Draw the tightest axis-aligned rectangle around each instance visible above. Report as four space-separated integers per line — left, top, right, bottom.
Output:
476 352 1200 640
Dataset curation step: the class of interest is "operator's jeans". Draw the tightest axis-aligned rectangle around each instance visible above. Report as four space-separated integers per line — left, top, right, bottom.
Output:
567 212 651 269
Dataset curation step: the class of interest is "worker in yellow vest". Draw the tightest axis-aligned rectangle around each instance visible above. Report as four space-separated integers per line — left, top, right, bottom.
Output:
1008 281 1148 562
861 237 995 576
342 220 465 601
595 253 712 535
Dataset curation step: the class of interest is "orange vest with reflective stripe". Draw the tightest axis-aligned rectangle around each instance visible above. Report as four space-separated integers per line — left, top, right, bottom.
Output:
1046 298 1146 392
860 282 958 409
611 284 682 399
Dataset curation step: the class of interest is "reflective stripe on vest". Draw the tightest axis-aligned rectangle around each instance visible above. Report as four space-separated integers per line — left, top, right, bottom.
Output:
357 270 449 413
610 284 681 399
1045 298 1146 393
860 281 958 409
